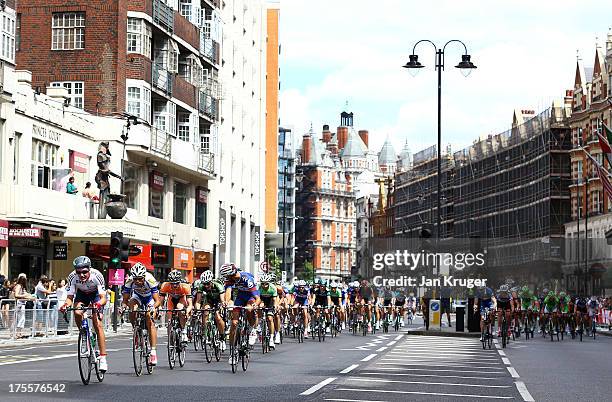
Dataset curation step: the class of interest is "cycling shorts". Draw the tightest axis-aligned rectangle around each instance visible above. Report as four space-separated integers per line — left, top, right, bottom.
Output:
497 300 511 311
544 305 557 314
480 299 493 313
234 291 258 308
330 297 342 307
261 296 275 309
395 300 406 307
168 295 187 310
74 290 101 307
294 297 309 307
383 299 392 307
130 293 154 308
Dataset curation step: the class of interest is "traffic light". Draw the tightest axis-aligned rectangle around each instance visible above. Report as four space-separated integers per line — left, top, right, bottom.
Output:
110 231 130 269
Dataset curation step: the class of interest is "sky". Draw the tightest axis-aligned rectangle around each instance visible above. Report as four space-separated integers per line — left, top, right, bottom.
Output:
278 0 612 157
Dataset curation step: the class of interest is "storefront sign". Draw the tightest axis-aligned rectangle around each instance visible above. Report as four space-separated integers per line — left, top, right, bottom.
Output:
53 241 68 260
152 245 171 266
129 243 153 270
69 150 89 173
197 187 208 203
9 227 42 238
150 171 165 191
194 251 211 268
0 220 8 248
219 208 226 250
173 247 194 271
253 226 261 261
33 124 62 144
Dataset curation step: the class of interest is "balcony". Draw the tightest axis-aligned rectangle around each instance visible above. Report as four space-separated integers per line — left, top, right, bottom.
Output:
199 90 218 121
200 30 219 65
153 0 174 32
174 75 197 109
153 65 173 96
150 127 172 156
198 151 215 176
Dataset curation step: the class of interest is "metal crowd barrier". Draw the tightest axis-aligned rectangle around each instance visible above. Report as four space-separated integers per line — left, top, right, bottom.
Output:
0 299 121 341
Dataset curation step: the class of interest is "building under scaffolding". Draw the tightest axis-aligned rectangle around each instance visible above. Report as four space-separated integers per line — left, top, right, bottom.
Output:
393 104 572 287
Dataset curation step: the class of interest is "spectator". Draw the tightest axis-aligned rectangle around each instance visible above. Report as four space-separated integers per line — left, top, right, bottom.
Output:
66 177 78 194
82 182 98 201
34 276 52 335
48 281 58 332
13 274 35 338
0 280 11 328
55 279 68 334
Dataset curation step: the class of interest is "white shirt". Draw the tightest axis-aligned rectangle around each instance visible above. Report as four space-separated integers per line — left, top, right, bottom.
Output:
66 269 106 296
123 273 159 298
56 286 68 302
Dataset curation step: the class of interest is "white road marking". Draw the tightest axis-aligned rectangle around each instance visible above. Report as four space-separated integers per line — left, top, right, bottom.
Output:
387 341 396 346
507 367 520 378
501 357 511 365
497 350 506 356
381 358 502 365
325 398 388 402
376 347 387 352
340 364 359 374
347 377 512 388
515 381 535 401
376 362 505 370
361 354 377 362
394 335 403 340
300 377 337 396
360 371 506 380
388 351 501 360
342 366 505 375
336 388 513 399
0 353 76 366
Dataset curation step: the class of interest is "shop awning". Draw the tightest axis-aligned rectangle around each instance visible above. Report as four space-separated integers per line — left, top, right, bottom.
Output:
64 219 170 245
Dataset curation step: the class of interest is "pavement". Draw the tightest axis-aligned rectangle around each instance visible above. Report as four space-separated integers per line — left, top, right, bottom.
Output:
0 318 610 401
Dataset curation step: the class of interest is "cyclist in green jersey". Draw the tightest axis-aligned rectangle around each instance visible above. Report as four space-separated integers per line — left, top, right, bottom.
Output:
543 290 560 334
258 273 278 350
195 271 227 351
329 282 346 329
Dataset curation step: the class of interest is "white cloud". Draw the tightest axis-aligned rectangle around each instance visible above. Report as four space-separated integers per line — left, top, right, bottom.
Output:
280 0 612 156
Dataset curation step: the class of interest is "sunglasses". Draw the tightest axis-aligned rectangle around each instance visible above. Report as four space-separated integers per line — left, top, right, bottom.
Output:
76 270 89 275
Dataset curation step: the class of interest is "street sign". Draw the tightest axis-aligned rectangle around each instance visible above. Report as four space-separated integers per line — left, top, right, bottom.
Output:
428 299 441 330
52 241 68 260
259 261 269 273
108 268 125 285
281 271 287 283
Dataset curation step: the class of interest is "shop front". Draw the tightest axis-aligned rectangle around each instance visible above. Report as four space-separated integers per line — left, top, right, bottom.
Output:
173 247 194 282
152 245 172 281
0 220 8 277
7 224 48 284
194 251 212 279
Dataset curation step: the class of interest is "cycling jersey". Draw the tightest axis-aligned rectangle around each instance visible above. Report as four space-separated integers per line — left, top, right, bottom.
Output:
314 289 329 306
543 294 559 313
159 282 191 298
225 271 259 307
123 273 159 298
259 284 277 308
558 295 571 313
66 268 106 296
347 287 358 302
291 286 310 306
197 280 225 305
381 290 394 301
518 289 533 309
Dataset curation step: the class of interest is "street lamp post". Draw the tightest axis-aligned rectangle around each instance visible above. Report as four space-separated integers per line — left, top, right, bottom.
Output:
282 164 287 277
404 40 476 300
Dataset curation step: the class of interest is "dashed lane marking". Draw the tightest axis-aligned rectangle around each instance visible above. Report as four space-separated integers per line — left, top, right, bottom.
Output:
301 377 337 396
376 347 387 352
507 367 520 378
501 357 511 365
335 388 514 399
360 371 507 381
346 377 512 389
340 364 359 374
361 354 377 362
515 381 535 401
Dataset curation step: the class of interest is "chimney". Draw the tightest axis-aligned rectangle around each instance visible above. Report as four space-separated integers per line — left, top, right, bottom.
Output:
358 130 369 148
564 90 573 108
322 124 331 143
302 134 312 163
337 126 349 150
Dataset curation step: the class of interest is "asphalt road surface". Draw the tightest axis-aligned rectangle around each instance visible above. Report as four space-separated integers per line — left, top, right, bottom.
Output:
0 322 610 401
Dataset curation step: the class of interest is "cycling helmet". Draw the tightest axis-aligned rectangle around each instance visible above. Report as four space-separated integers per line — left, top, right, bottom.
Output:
559 291 566 298
521 286 529 293
167 270 182 283
353 281 361 288
547 290 555 297
269 273 277 282
200 270 214 283
73 256 92 269
330 282 338 288
130 262 147 278
298 280 306 287
220 263 238 278
260 273 271 283
499 284 509 292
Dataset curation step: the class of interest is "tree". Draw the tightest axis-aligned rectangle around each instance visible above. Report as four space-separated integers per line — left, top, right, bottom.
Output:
297 261 314 282
265 250 283 278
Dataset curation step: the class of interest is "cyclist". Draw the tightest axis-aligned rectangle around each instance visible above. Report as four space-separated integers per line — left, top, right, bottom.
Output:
121 263 161 365
543 290 560 334
474 285 495 342
346 281 359 323
395 289 408 326
159 270 193 343
574 295 588 333
587 296 600 335
380 286 394 326
329 282 346 330
359 280 375 331
273 273 289 343
312 280 332 333
518 286 535 333
290 279 311 338
258 273 278 350
558 291 571 334
194 270 227 351
221 263 260 365
60 256 109 372
495 285 513 337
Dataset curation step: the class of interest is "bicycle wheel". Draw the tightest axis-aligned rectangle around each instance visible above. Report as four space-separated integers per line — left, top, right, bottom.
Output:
78 329 92 385
592 321 597 340
204 326 213 363
144 331 154 375
132 327 143 376
193 320 200 351
501 320 507 348
262 319 268 354
167 328 176 369
487 330 492 349
213 327 221 362
178 329 186 367
230 331 239 373
362 319 368 336
481 329 486 350
240 327 250 372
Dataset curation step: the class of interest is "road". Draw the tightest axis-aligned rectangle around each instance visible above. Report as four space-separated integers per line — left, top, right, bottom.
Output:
0 322 610 401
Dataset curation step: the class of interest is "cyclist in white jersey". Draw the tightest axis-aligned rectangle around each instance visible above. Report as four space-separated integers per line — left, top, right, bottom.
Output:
60 256 108 372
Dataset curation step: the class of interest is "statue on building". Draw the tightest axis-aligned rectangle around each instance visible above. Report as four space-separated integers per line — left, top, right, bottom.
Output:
95 141 123 219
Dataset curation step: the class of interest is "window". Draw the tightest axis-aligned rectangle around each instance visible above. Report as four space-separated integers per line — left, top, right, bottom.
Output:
200 125 210 153
51 81 84 109
127 18 151 58
179 0 192 21
31 140 58 189
127 86 151 123
1 11 15 63
149 172 164 219
153 100 176 136
195 188 207 229
52 12 85 50
179 54 203 86
15 13 20 52
12 132 20 183
123 163 139 209
173 181 188 224
178 113 191 142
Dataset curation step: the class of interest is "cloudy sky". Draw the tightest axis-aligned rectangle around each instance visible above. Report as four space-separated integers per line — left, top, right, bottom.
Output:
279 0 612 156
